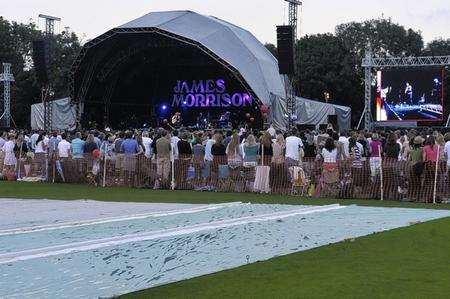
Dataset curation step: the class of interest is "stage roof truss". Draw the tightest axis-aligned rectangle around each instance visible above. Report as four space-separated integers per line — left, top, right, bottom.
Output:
70 27 260 107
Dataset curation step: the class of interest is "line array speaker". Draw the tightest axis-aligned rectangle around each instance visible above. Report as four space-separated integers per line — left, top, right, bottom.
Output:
276 25 295 75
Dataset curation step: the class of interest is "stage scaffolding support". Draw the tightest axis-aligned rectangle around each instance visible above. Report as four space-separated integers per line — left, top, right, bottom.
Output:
285 0 302 129
0 63 14 127
39 14 60 131
359 50 450 130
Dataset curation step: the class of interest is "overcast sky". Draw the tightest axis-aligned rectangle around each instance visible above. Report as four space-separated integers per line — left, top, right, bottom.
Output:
2 0 449 45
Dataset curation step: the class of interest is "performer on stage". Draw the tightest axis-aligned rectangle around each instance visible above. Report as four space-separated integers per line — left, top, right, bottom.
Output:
219 112 230 128
404 82 413 105
171 112 182 128
431 78 442 103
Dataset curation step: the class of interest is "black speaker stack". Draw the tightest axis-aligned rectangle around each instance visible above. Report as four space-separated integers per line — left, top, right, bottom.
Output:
276 25 295 75
32 39 51 86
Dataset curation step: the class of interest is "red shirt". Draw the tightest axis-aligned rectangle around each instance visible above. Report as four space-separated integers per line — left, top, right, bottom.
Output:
423 145 439 162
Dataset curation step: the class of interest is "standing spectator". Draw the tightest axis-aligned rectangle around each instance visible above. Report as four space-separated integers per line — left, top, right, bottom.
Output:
100 135 115 159
142 131 153 159
84 134 99 154
155 130 171 188
322 138 338 164
211 133 227 187
243 134 259 167
48 132 60 159
204 132 215 180
259 132 273 165
2 134 17 173
226 133 243 169
120 131 140 185
0 131 7 171
338 132 350 159
14 134 29 178
408 136 424 201
29 131 39 151
384 133 400 159
71 132 85 159
192 134 205 184
272 134 285 164
176 132 192 188
223 131 233 149
171 130 180 160
422 136 439 202
285 129 303 166
57 133 71 159
369 133 383 180
34 133 47 177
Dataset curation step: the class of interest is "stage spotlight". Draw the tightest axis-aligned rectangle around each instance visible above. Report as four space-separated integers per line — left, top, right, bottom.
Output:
161 105 167 110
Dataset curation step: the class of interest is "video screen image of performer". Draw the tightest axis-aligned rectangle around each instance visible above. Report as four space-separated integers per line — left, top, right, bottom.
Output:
376 69 444 121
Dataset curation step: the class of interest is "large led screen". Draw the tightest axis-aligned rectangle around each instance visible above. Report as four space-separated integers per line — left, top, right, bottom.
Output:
375 69 444 121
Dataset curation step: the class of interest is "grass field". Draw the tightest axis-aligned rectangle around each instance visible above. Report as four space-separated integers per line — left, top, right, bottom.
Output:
1 181 449 298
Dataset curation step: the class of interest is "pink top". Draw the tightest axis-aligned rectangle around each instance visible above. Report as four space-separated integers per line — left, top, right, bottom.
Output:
370 141 382 157
423 145 439 162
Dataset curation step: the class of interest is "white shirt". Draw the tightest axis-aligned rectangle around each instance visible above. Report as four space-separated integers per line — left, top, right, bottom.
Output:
30 133 39 149
57 140 71 158
444 141 450 166
35 141 46 153
204 138 215 161
142 137 153 158
285 136 304 161
322 148 338 163
0 137 5 150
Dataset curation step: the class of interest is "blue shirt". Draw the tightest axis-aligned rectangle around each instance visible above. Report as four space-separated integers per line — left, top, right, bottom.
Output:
121 138 139 155
71 138 85 158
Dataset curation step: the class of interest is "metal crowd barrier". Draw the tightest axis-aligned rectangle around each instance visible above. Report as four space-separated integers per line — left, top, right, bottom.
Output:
21 153 450 203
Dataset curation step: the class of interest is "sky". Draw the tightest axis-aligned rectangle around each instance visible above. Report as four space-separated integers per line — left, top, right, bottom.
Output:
1 0 449 45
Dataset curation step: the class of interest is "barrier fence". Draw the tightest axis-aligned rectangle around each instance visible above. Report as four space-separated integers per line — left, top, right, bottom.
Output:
11 151 450 204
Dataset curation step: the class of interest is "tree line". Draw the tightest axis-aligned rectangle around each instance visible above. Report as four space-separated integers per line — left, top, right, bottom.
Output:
0 17 81 127
0 16 449 127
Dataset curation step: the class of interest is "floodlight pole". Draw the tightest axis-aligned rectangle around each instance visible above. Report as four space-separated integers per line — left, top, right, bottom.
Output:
0 63 15 127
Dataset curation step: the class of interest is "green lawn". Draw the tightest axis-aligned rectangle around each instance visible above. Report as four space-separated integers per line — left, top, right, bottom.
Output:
1 182 449 298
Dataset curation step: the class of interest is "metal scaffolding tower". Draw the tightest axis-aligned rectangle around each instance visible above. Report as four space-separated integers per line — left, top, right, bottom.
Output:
0 63 14 127
284 0 302 129
39 14 60 131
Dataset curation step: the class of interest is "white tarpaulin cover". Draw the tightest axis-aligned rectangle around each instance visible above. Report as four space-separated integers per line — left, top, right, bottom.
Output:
295 97 351 130
30 98 77 131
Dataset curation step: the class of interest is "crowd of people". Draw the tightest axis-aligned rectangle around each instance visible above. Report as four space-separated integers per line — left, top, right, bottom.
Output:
1 124 450 202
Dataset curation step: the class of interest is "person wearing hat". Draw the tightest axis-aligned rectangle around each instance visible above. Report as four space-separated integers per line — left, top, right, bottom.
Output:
408 135 424 201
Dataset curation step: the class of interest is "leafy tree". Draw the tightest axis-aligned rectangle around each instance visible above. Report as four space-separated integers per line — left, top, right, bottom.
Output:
336 18 423 60
0 17 81 127
295 34 363 117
